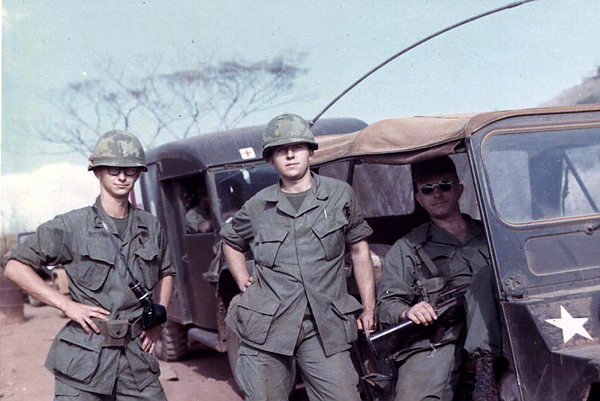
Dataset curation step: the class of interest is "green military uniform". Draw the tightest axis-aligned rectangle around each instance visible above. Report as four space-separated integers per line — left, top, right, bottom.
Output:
10 197 174 399
377 216 501 401
185 206 208 233
221 173 372 400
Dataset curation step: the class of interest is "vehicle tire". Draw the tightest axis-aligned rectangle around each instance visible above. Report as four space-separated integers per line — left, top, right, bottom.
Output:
154 320 188 361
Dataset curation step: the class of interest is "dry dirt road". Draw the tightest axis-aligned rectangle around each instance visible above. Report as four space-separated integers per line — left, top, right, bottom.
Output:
0 303 242 400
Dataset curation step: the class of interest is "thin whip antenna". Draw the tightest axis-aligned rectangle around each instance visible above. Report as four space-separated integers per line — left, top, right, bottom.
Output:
309 0 540 127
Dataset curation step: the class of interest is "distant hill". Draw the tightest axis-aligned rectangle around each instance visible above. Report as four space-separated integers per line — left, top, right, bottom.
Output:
542 67 600 107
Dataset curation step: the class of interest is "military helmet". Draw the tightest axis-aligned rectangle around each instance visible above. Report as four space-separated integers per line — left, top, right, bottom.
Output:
88 130 147 171
262 114 318 159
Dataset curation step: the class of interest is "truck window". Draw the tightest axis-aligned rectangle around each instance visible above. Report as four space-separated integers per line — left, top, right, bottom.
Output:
176 174 214 234
214 166 279 221
483 128 600 224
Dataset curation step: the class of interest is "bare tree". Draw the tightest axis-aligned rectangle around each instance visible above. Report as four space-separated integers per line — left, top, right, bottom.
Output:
37 53 310 155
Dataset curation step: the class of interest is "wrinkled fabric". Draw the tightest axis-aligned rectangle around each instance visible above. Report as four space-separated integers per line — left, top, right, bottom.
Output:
11 197 174 395
237 317 360 401
222 173 372 357
377 216 501 400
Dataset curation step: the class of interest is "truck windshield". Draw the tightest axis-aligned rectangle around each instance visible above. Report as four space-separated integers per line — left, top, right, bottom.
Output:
214 165 279 220
483 128 600 224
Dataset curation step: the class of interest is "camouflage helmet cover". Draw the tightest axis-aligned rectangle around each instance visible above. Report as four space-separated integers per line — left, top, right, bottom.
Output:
262 113 318 159
88 130 147 171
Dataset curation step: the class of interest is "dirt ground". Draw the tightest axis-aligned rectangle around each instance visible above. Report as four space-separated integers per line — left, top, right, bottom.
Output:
0 303 242 400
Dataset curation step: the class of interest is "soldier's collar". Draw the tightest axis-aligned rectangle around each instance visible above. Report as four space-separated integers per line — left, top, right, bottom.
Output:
265 172 327 202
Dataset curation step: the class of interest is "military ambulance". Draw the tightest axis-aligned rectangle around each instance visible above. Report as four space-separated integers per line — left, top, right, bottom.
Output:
133 118 367 368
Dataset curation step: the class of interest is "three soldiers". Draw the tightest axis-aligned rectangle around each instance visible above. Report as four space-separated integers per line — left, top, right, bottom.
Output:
5 117 501 401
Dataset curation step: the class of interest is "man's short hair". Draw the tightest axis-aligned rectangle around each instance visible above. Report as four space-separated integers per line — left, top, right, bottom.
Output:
411 156 458 187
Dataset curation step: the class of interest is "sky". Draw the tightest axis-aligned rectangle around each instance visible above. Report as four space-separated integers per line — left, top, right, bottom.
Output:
1 0 600 232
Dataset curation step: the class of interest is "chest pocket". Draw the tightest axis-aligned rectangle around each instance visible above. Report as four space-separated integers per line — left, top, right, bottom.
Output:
77 243 115 291
254 227 288 268
312 211 347 261
134 240 160 288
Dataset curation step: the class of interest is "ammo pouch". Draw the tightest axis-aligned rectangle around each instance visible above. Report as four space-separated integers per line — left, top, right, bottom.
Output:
416 276 447 304
98 319 143 347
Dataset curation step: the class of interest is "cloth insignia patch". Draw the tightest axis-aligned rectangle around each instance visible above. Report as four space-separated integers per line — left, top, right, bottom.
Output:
88 231 109 237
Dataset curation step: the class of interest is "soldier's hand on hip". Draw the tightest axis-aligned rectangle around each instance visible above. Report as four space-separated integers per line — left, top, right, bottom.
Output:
62 300 110 334
401 301 437 326
140 326 163 354
356 308 376 338
241 276 254 292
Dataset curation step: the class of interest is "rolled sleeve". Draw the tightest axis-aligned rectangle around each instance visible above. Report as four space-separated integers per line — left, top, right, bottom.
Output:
10 216 72 272
376 240 418 326
344 187 373 244
157 224 175 279
220 203 253 253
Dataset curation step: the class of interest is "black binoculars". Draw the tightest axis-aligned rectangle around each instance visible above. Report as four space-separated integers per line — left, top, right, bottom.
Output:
129 280 167 330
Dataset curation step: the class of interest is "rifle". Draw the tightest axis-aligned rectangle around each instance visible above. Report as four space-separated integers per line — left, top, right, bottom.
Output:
367 283 469 360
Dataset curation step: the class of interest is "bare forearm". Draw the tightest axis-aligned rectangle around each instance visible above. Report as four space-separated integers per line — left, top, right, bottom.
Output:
4 260 71 311
223 243 251 291
154 275 173 307
350 240 376 311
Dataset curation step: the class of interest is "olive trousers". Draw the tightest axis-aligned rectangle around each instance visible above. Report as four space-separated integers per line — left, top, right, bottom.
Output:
394 265 502 401
53 351 167 401
236 316 360 401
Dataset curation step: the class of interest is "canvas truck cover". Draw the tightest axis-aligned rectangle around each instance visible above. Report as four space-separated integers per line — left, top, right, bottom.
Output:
312 104 600 166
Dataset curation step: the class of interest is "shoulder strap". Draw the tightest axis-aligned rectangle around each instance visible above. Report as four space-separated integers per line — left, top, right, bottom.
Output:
91 206 139 285
403 223 441 278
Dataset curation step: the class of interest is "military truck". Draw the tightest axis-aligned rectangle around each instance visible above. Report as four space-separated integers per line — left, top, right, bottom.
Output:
308 104 600 401
133 118 367 365
137 104 600 400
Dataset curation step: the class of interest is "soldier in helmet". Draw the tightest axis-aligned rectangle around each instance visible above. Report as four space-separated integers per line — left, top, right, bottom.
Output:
5 130 174 400
221 114 376 400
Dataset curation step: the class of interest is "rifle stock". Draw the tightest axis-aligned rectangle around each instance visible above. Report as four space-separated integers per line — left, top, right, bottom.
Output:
368 283 469 360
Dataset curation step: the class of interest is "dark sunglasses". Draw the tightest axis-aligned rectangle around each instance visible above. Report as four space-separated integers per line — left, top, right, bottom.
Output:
419 180 453 195
106 167 141 177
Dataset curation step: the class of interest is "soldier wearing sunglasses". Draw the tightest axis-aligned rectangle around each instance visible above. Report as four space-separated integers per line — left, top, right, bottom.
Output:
377 156 502 401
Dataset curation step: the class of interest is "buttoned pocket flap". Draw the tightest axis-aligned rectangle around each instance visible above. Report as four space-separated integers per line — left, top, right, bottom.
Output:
255 227 288 267
135 242 159 261
76 245 113 291
332 296 362 344
312 212 348 260
332 295 363 316
236 296 280 345
54 335 101 384
312 212 347 239
84 242 116 265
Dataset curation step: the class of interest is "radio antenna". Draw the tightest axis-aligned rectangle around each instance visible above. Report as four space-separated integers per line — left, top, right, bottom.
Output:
309 0 539 127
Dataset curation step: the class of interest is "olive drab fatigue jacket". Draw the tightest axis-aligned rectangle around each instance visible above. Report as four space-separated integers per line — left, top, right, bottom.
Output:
221 173 373 357
10 197 174 394
376 216 493 358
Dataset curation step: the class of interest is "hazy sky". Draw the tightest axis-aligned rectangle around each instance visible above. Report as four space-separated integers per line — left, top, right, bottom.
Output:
1 0 600 232
3 0 600 174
